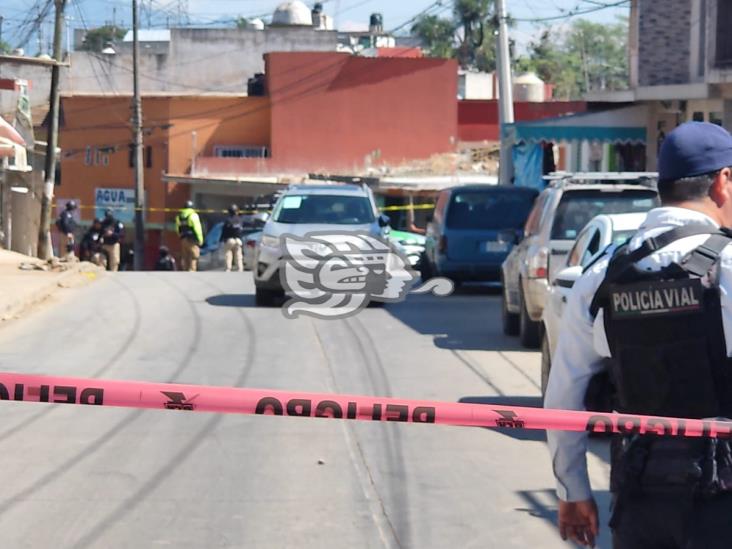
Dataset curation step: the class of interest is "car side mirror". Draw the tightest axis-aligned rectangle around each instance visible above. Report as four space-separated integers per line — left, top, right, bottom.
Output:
553 265 583 287
378 214 390 228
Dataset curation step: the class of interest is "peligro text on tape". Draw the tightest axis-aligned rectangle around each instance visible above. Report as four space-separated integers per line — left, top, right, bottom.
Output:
1 372 731 438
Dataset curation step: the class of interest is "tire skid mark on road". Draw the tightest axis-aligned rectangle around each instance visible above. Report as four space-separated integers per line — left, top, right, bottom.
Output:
310 319 401 549
0 276 144 442
345 315 414 547
450 350 506 396
71 274 259 549
0 274 208 527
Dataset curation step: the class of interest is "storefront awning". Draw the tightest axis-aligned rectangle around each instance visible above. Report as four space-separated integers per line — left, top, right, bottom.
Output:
506 105 648 144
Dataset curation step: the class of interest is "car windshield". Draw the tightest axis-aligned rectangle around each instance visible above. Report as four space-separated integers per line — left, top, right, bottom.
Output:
551 190 658 240
445 190 537 230
272 194 375 225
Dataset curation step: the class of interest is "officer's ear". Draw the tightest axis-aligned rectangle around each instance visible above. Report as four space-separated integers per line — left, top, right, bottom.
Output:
710 168 732 207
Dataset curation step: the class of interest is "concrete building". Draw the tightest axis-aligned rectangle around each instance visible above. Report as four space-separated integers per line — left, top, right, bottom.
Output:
587 0 732 170
56 51 458 267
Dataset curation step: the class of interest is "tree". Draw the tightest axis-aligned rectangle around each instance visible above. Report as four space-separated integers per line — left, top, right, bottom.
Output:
235 16 249 29
0 40 11 54
516 18 628 99
80 25 127 53
411 0 499 71
411 15 455 59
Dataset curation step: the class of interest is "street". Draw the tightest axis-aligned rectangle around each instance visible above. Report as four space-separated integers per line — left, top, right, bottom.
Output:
0 273 611 548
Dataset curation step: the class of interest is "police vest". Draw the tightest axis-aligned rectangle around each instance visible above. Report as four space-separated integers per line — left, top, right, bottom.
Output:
590 225 732 420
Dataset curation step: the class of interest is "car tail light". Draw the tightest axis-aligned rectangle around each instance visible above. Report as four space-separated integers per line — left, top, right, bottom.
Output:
246 239 256 248
528 246 549 279
438 235 448 254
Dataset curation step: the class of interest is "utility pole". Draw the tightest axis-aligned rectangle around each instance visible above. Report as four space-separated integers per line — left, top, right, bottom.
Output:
496 0 515 186
132 0 146 270
37 0 66 260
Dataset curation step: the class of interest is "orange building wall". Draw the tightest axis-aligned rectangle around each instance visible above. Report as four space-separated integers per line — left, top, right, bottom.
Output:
265 52 458 172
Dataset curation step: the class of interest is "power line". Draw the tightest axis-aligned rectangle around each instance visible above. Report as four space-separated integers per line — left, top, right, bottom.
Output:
512 0 630 23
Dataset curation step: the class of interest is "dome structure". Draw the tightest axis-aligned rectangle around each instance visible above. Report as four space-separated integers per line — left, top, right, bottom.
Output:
271 1 313 26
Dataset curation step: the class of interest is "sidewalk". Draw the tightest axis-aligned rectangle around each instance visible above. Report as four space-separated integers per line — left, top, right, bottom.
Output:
0 250 103 322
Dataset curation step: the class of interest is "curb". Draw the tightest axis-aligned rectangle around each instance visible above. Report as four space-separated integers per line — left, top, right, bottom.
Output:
0 263 103 322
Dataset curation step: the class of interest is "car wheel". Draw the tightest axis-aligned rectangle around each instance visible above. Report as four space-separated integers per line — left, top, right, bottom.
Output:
255 287 280 307
541 330 551 399
419 253 433 282
519 286 542 349
501 281 520 336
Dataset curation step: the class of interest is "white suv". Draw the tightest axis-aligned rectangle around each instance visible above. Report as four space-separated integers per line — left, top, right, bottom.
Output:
500 173 658 348
253 183 389 305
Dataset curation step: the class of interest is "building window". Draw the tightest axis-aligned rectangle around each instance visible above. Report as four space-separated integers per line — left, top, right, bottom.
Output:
129 144 153 167
213 145 269 159
716 1 732 66
693 111 705 122
710 111 723 126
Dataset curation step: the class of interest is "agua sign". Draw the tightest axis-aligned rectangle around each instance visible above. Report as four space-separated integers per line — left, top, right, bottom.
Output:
95 187 136 223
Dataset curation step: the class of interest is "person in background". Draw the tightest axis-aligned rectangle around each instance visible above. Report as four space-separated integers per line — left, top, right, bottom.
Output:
155 245 176 271
100 209 124 272
176 200 204 272
220 204 244 272
55 201 77 260
80 218 105 267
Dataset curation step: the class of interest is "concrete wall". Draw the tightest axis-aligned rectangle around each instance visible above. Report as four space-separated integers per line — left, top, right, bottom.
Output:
266 52 458 172
64 27 337 95
638 0 692 86
457 100 587 142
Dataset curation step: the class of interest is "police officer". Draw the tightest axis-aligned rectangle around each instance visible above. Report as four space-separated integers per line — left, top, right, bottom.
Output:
220 204 244 272
546 121 732 548
176 200 203 272
55 201 77 260
100 209 124 272
154 245 176 271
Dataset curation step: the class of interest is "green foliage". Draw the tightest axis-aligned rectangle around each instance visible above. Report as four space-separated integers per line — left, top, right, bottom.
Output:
235 16 249 29
80 25 127 53
0 40 11 54
411 0 499 71
516 18 629 99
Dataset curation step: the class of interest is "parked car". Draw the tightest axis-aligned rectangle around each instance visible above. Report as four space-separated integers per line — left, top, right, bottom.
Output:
253 184 389 305
501 172 659 348
199 212 269 271
388 229 425 268
540 212 648 395
420 185 539 284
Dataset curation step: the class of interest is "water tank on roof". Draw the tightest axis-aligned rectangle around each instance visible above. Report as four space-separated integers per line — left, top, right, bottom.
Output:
369 12 384 34
272 1 313 26
249 18 265 30
513 72 545 102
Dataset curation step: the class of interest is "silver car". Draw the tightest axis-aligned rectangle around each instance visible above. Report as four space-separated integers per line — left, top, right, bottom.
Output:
253 184 389 305
500 173 658 348
540 212 647 395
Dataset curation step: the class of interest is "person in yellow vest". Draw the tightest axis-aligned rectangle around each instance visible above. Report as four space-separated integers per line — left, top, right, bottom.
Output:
176 200 204 271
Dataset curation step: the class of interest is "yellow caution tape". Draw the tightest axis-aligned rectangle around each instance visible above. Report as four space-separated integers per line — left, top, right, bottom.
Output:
55 203 436 214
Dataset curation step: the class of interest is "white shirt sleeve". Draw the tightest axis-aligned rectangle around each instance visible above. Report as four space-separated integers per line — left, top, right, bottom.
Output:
544 260 608 502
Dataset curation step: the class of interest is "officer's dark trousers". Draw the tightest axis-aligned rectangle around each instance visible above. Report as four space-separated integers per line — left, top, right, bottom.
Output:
611 492 732 548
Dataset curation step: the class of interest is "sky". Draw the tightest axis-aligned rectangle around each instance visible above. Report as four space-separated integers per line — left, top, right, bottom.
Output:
1 0 630 55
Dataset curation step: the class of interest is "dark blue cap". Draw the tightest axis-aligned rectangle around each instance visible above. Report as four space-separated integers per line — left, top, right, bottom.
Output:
659 122 732 182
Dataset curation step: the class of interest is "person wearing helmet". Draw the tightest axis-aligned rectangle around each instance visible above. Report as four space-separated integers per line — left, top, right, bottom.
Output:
55 200 78 260
80 217 106 267
100 209 125 271
176 199 204 271
220 204 244 272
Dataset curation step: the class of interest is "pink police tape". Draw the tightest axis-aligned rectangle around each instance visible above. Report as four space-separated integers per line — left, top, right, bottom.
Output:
1 371 732 437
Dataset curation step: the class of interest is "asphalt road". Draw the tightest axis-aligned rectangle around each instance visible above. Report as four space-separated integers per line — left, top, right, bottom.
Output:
0 273 611 548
